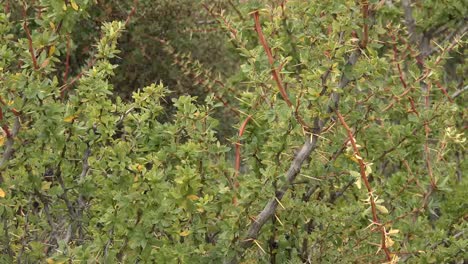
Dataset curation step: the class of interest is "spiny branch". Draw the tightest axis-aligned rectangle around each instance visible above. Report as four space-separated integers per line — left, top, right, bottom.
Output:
336 111 391 261
252 11 293 108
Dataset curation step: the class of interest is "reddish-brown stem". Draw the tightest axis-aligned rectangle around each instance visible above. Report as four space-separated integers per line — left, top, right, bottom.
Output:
59 57 96 94
434 81 454 103
390 35 408 92
360 0 369 49
336 111 392 261
124 0 138 26
2 124 11 138
0 96 21 117
407 96 420 116
3 1 10 14
22 4 39 70
233 115 252 205
235 116 252 183
63 34 71 84
253 11 293 108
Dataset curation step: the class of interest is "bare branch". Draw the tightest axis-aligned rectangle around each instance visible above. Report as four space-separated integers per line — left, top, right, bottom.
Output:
227 123 321 264
228 47 362 263
451 85 468 99
428 22 468 56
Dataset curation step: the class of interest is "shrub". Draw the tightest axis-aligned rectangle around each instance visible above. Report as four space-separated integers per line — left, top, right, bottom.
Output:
0 1 466 263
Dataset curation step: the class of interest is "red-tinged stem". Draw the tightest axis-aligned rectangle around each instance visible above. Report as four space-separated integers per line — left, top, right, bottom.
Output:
389 33 408 92
0 96 20 117
2 125 11 138
233 115 252 205
234 116 252 184
336 111 392 261
59 57 96 94
22 4 39 70
63 34 71 84
253 11 293 108
3 1 10 14
360 0 369 49
407 97 419 116
125 0 138 26
434 81 454 103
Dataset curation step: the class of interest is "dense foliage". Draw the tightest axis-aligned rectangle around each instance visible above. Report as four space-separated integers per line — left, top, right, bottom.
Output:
0 0 466 263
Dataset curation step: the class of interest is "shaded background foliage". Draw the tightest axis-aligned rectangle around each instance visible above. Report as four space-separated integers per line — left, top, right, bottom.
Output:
0 0 467 263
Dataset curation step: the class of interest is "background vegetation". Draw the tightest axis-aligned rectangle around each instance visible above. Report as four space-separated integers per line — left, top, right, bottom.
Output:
0 0 466 263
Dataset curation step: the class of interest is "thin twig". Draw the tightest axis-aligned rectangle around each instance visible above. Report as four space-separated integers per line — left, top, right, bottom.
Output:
21 2 38 70
336 111 391 261
252 11 293 108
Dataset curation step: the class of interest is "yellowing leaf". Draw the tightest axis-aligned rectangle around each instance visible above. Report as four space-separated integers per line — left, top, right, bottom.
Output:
49 21 56 31
349 171 360 178
387 229 399 235
354 154 363 161
0 135 5 147
365 163 373 176
348 155 360 164
49 45 56 57
376 205 389 214
45 258 67 264
41 181 52 191
187 194 199 201
0 188 5 198
355 177 362 189
62 3 67 10
179 230 190 236
70 0 79 11
349 171 361 189
385 236 395 247
64 115 77 123
136 164 143 172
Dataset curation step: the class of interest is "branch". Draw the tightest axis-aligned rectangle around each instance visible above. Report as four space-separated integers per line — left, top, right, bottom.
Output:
451 85 467 99
401 0 419 44
227 0 244 21
428 21 468 56
336 111 391 261
63 34 71 82
233 115 252 205
360 0 369 49
21 3 39 70
124 0 138 26
227 34 363 264
252 11 293 108
227 120 322 264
